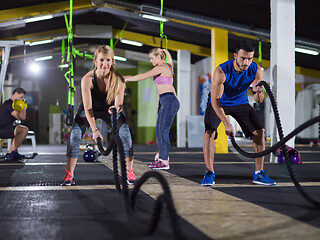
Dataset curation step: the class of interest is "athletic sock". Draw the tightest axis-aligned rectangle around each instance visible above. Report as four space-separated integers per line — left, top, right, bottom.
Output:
255 170 261 174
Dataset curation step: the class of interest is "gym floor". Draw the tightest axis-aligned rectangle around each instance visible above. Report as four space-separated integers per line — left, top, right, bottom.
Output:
0 139 319 240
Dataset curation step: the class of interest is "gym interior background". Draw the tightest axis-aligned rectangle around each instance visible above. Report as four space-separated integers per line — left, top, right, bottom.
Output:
0 0 319 146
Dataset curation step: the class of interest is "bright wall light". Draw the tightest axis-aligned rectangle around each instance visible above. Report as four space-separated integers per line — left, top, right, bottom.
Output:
26 39 53 46
30 63 40 74
114 56 127 62
120 39 143 47
24 15 53 23
140 14 168 22
35 56 53 62
295 47 319 56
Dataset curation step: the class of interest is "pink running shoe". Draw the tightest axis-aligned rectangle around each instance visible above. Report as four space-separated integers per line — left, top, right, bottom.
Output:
147 159 160 168
127 169 136 185
148 153 170 168
148 160 170 170
60 168 75 186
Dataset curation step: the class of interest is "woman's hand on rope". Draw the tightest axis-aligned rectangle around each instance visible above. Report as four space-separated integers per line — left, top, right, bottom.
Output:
108 105 122 114
92 129 103 143
224 122 235 137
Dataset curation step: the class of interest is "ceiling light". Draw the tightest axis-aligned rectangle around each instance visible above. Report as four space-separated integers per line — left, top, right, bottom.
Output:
120 39 143 47
24 15 53 23
114 56 127 62
295 47 319 56
0 20 26 30
58 64 69 68
26 39 53 46
30 63 40 74
35 56 53 62
140 14 168 22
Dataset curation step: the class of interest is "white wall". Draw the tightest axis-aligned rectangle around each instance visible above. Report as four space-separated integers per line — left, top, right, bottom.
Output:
264 70 320 139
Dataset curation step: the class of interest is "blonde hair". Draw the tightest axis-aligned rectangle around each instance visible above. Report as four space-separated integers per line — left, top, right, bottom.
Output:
149 48 174 73
93 45 125 104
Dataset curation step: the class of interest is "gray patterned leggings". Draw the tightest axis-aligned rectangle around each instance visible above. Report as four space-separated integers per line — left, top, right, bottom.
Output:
67 110 133 159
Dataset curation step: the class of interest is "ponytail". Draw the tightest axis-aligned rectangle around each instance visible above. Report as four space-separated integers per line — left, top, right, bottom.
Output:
107 65 125 104
149 48 174 74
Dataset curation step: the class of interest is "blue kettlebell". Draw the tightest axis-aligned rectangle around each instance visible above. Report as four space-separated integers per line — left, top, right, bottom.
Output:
83 144 97 162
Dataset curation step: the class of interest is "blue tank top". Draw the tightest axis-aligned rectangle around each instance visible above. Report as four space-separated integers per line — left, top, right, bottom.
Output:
219 59 258 106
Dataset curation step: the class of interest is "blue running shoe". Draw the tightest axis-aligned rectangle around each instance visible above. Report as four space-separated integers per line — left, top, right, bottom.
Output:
5 152 16 161
253 170 276 185
13 150 25 160
201 171 215 186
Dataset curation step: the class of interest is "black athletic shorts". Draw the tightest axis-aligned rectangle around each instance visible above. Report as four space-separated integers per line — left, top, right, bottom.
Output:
0 125 16 139
204 103 264 139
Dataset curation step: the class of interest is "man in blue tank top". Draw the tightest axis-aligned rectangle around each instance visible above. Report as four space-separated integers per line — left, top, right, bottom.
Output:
202 41 276 186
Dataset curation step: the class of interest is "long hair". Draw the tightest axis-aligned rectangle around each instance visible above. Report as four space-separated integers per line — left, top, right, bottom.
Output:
149 48 174 74
93 45 125 104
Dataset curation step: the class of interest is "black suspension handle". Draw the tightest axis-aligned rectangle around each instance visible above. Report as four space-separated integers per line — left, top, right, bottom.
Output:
66 104 74 126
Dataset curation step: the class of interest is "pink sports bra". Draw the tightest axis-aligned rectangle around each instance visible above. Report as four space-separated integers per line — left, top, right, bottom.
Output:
154 64 173 85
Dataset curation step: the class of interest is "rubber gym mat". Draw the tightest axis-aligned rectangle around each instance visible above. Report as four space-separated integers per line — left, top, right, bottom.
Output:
0 189 210 239
0 164 115 187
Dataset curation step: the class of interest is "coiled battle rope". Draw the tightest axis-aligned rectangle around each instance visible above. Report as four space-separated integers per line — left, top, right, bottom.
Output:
230 80 320 207
97 108 185 239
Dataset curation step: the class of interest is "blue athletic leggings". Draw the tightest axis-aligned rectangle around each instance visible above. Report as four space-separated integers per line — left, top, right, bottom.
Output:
156 92 180 160
67 109 133 159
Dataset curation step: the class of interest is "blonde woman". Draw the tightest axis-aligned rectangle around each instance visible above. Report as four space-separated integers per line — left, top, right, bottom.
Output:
61 45 135 185
125 48 180 170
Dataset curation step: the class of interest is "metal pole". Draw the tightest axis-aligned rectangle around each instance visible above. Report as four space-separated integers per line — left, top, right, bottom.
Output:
0 40 24 100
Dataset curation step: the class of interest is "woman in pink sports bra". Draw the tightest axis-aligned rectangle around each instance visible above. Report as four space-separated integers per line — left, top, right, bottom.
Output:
125 48 180 170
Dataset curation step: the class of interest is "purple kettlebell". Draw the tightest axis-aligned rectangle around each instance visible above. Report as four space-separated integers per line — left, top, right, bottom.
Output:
278 155 285 164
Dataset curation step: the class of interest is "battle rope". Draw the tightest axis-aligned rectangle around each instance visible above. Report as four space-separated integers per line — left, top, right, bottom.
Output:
97 108 184 239
230 80 320 207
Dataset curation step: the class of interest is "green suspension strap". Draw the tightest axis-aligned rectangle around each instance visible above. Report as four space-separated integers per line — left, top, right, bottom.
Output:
159 0 168 63
64 0 76 126
110 38 114 49
258 41 266 93
61 39 65 70
73 48 94 60
258 41 262 65
110 12 131 49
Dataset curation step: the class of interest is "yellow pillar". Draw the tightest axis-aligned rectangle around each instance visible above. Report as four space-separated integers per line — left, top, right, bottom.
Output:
211 28 229 153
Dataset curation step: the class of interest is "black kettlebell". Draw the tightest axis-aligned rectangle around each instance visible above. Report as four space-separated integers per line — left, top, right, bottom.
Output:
83 144 98 162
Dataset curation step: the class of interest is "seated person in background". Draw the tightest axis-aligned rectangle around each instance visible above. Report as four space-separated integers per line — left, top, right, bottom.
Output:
0 87 28 160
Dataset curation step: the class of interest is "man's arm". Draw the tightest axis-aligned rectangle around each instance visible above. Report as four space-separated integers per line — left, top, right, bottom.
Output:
11 107 26 120
211 66 235 137
252 66 264 104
